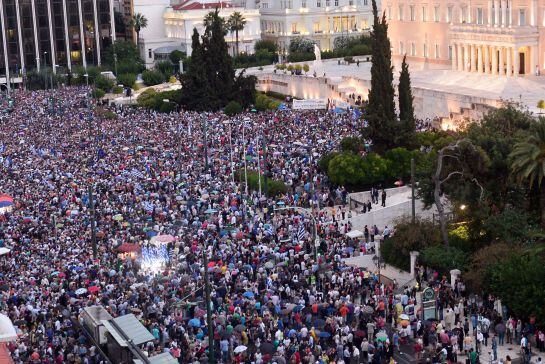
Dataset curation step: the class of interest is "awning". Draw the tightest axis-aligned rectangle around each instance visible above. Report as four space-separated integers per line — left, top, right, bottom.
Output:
345 230 364 238
102 314 155 347
133 352 178 364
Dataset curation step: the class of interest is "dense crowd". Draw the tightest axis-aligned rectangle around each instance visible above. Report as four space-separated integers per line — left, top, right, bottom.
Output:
0 87 402 364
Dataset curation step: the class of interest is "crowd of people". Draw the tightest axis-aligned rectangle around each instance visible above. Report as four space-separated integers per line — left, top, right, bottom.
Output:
0 87 403 364
0 87 541 364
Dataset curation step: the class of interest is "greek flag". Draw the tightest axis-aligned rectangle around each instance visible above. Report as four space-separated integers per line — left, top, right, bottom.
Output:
131 168 144 179
265 225 275 237
296 225 307 242
0 144 5 153
142 201 154 213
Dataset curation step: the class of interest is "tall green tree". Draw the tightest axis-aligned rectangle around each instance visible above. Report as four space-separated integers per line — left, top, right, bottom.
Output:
398 55 416 147
180 29 210 111
128 13 148 48
228 12 247 56
363 0 396 153
510 119 545 227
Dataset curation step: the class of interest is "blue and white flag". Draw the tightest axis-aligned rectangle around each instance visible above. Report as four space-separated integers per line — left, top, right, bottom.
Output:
131 168 144 179
142 201 154 213
296 225 307 242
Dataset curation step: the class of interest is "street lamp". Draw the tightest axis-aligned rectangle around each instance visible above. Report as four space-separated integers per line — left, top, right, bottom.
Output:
222 120 235 184
372 255 385 284
241 117 251 197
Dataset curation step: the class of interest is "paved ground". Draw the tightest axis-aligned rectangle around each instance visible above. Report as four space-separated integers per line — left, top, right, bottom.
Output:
246 59 545 114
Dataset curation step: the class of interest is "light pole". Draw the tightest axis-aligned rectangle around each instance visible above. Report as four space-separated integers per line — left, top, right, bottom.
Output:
411 158 416 223
222 120 235 184
89 184 97 259
372 255 384 285
202 240 215 363
242 117 250 197
203 116 209 171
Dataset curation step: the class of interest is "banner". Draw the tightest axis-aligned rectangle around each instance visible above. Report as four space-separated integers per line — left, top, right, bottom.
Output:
292 99 327 110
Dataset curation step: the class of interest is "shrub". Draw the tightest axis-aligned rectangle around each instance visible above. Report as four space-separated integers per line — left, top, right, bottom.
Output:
169 75 177 83
117 73 136 88
224 101 242 116
327 153 365 187
155 61 174 77
117 60 144 75
95 75 114 92
244 170 287 197
112 85 124 94
142 69 164 86
159 102 177 113
287 52 315 63
381 218 440 271
169 50 186 64
360 153 389 186
464 243 519 292
137 88 158 108
420 245 467 276
303 64 310 74
255 39 278 53
384 147 418 180
289 37 315 53
349 44 371 56
344 56 354 63
318 152 339 172
91 88 105 99
482 209 530 244
340 137 365 154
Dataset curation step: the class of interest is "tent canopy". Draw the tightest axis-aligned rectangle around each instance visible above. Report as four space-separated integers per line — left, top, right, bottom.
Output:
345 230 364 238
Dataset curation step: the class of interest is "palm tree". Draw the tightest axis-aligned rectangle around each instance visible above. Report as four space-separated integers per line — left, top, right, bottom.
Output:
128 13 148 48
228 12 246 56
510 119 545 227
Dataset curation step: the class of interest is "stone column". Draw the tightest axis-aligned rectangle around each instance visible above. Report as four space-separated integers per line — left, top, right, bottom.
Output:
506 46 512 76
450 269 461 287
410 251 420 278
375 238 382 259
499 47 505 75
62 0 71 70
477 45 483 73
0 0 10 91
470 44 477 72
109 0 116 42
31 0 40 71
77 0 87 69
531 0 537 26
501 0 507 27
508 0 513 27
468 0 472 23
513 47 519 76
531 45 538 75
494 0 499 27
93 0 101 66
488 0 493 26
457 43 464 71
452 43 457 70
464 44 470 71
484 45 490 73
492 46 498 74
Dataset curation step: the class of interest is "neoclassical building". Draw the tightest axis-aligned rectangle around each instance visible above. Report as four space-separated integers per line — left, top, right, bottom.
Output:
385 0 545 75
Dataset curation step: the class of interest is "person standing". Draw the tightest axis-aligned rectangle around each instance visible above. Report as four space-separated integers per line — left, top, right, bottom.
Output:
381 189 386 207
492 335 498 361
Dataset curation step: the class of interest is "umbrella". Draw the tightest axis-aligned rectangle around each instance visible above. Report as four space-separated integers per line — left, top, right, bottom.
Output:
355 330 366 338
113 214 123 221
234 324 246 332
243 291 254 298
152 234 176 244
204 208 218 214
0 195 14 209
376 332 388 342
188 318 201 327
293 305 304 313
318 331 331 338
88 286 100 294
0 314 17 342
362 305 374 314
399 313 410 321
146 230 158 238
0 248 10 256
117 243 140 253
264 261 274 269
260 342 275 354
234 345 247 354
75 288 87 295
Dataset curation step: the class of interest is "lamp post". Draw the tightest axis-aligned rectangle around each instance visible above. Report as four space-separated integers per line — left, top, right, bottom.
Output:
372 254 384 285
202 239 215 363
222 120 235 184
88 184 97 259
242 117 250 197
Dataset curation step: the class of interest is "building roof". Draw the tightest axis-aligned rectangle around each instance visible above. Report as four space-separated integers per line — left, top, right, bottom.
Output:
101 314 155 347
133 352 179 364
172 0 234 11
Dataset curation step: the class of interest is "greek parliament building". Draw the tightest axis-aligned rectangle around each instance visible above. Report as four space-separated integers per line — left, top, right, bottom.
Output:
385 0 545 76
0 0 116 87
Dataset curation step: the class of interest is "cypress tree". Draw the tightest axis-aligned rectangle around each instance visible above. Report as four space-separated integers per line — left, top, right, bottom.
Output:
180 28 210 111
363 0 397 153
398 54 416 146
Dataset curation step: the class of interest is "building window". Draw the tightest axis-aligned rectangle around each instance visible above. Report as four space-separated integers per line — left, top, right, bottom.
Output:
292 23 298 33
349 0 354 5
334 0 338 6
317 0 321 7
422 6 427 21
399 41 404 55
410 5 415 21
313 22 321 33
477 8 483 24
302 0 306 7
519 9 526 25
435 44 440 58
423 43 428 58
364 0 368 5
434 5 440 22
398 5 404 21
447 6 453 23
326 0 330 5
448 45 453 60
461 7 467 23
